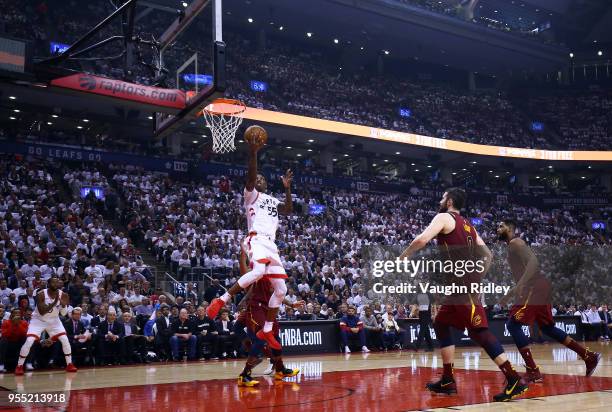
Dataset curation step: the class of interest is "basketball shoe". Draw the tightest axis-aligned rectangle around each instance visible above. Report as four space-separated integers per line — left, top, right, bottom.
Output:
274 368 299 380
206 298 225 319
493 376 528 402
584 351 601 377
238 372 259 387
525 366 543 383
256 330 281 350
426 376 457 395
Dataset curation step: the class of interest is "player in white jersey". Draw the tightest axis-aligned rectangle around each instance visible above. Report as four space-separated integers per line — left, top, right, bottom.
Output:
15 277 77 375
207 137 293 350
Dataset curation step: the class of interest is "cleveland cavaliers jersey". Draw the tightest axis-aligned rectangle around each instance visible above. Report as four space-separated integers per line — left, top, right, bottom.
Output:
436 212 477 259
33 289 63 321
436 212 483 289
244 188 280 239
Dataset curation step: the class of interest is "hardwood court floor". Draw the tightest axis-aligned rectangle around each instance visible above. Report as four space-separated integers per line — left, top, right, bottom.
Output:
0 342 610 411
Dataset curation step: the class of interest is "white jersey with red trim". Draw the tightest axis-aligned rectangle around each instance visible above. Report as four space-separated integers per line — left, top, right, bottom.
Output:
244 188 280 240
33 289 63 322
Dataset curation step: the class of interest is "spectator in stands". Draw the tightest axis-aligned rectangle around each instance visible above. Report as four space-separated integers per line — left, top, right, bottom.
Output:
283 307 297 321
121 312 147 363
193 306 218 360
170 308 196 361
586 304 602 340
203 279 224 304
134 297 154 318
599 305 611 341
339 305 369 353
80 303 93 327
361 306 383 350
381 305 402 350
575 306 590 341
97 307 125 365
215 309 239 359
317 303 331 320
296 303 317 320
0 308 28 372
90 304 108 329
154 304 173 360
63 307 92 366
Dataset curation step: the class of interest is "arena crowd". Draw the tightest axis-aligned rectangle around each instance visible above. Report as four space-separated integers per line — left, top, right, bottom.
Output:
0 155 609 371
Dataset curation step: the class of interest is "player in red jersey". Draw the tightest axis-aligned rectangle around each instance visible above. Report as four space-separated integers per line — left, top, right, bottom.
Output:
399 188 528 402
497 219 601 381
236 245 301 387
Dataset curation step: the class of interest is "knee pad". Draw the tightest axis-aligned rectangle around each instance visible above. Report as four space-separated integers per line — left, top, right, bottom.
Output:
468 328 504 360
506 319 530 349
433 322 453 348
540 323 567 343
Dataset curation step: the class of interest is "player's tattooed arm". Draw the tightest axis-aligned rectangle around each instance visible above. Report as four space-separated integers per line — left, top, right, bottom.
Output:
278 169 293 215
246 144 259 191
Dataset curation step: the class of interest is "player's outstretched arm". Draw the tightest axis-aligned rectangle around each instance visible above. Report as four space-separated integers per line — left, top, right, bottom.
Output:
399 213 449 260
278 169 293 215
245 143 259 192
284 299 305 310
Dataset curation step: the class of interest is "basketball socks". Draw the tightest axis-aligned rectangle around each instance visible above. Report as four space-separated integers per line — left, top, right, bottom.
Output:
271 352 285 372
443 363 454 379
241 356 260 376
220 292 231 303
519 347 537 370
263 321 273 333
499 360 520 380
565 338 588 359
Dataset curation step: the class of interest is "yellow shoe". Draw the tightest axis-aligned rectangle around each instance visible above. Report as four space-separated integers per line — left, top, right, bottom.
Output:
237 374 260 387
274 368 299 380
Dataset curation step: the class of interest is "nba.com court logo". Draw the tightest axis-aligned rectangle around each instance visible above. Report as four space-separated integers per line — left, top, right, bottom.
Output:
79 76 97 91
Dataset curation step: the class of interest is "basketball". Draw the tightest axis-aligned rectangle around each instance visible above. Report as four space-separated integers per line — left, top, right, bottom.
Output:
244 125 268 147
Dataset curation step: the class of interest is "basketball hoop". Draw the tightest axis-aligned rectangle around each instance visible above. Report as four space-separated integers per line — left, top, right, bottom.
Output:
201 98 246 153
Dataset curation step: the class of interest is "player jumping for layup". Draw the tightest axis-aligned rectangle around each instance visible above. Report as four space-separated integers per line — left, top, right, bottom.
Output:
207 131 293 351
15 277 77 375
497 219 601 381
399 188 528 402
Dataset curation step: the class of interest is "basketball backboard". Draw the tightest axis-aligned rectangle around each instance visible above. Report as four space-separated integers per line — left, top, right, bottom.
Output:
153 0 226 138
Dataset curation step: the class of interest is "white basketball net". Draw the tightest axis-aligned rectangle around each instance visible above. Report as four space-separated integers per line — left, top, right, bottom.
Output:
202 100 245 153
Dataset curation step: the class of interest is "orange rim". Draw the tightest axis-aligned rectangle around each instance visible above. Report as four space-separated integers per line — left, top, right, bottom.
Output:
202 98 246 116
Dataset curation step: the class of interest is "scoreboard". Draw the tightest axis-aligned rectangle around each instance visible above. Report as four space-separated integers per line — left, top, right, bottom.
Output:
0 36 29 74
